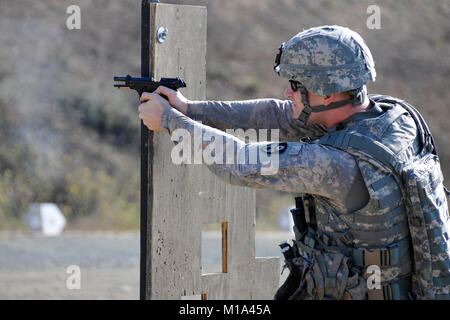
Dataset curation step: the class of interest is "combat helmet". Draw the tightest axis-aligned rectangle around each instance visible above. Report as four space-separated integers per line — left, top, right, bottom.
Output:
274 25 376 124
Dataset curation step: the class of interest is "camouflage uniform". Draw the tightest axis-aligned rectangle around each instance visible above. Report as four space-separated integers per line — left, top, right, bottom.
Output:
161 25 449 299
163 100 366 212
162 94 414 299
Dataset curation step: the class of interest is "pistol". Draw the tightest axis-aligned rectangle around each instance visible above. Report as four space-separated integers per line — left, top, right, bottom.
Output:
113 75 186 98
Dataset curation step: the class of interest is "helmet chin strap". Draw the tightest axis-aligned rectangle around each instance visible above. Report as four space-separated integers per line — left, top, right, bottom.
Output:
296 85 366 125
297 85 312 125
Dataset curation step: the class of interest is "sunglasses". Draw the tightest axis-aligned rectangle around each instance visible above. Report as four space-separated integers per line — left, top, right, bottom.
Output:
289 80 303 92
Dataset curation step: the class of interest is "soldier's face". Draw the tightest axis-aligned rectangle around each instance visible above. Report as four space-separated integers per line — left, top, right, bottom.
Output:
284 84 327 124
284 84 305 119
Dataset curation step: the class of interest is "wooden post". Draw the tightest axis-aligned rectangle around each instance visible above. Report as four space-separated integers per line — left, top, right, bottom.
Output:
145 3 280 300
222 222 228 274
140 0 151 301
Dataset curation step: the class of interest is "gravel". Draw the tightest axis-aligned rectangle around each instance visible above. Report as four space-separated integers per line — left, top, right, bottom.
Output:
0 230 292 299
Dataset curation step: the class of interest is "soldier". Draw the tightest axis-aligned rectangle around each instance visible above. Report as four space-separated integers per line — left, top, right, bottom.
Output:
138 25 450 300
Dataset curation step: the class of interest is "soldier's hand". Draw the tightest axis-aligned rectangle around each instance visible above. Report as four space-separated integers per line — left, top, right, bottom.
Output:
138 92 170 131
155 86 190 115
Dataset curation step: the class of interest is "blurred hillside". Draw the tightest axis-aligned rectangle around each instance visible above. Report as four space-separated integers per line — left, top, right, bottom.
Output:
0 0 448 229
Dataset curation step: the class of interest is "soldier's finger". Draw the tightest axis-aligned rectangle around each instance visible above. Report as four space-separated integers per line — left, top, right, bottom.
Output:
155 86 175 96
138 103 148 113
140 92 153 102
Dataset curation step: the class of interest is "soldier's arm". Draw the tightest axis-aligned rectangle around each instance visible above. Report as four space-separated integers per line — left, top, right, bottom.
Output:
164 107 368 213
154 85 326 141
187 99 327 141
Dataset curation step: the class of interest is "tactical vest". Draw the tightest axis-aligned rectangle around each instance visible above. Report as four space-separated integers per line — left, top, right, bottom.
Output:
280 95 450 300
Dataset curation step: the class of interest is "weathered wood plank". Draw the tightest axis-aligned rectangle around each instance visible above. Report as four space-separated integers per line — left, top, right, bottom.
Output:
147 3 279 300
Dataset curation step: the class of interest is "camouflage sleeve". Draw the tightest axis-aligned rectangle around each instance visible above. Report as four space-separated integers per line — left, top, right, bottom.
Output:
187 99 327 141
382 113 419 162
163 107 364 212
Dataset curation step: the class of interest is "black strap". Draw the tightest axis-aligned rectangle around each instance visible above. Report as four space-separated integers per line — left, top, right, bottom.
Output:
367 276 412 300
445 187 450 198
309 87 365 113
310 98 355 113
291 197 307 235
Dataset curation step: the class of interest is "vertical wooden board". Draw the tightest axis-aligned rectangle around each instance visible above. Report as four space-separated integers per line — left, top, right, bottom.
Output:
226 184 256 268
201 273 229 300
147 3 279 300
149 3 207 299
250 258 280 299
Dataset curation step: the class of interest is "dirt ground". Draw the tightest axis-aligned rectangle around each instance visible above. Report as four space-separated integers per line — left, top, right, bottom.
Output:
0 230 291 300
0 231 140 299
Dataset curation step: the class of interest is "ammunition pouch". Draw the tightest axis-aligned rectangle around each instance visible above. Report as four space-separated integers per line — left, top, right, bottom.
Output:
275 244 367 300
275 194 410 300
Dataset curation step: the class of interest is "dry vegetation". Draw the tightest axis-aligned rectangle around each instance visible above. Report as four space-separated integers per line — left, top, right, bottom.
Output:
0 0 448 229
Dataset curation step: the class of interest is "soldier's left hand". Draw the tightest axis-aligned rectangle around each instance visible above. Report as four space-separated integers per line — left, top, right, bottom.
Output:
138 92 171 131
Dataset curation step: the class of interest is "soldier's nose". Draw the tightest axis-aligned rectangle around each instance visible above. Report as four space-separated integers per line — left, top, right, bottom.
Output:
284 87 292 99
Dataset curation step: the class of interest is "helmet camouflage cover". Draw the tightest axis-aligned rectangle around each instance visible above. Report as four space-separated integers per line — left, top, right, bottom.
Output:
276 25 376 96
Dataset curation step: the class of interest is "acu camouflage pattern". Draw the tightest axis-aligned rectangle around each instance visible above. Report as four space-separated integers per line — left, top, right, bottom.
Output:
187 98 327 142
307 97 414 297
278 25 376 96
284 250 366 300
166 94 449 299
166 98 402 299
167 102 364 209
313 95 450 300
403 152 450 299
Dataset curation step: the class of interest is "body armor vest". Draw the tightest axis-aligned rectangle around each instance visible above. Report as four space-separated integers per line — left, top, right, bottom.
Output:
282 95 450 300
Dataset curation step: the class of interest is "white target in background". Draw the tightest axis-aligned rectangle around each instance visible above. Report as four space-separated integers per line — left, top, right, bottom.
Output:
22 203 67 237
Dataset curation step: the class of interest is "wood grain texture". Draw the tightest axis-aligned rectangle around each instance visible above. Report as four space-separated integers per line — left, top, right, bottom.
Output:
147 3 279 300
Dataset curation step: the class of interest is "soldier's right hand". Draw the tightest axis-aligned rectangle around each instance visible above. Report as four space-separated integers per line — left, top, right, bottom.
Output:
154 86 190 115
